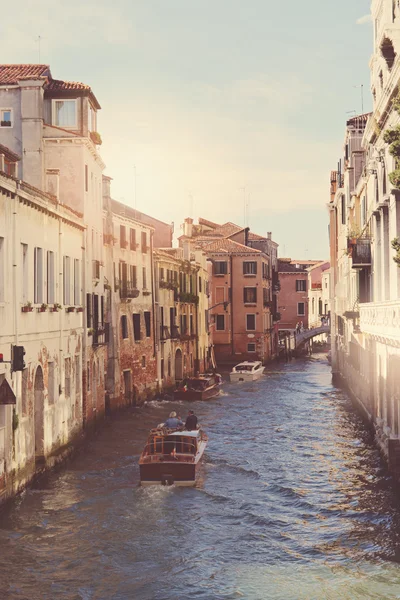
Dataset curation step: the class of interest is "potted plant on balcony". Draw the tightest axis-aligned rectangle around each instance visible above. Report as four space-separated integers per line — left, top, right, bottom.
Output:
21 301 33 313
76 306 84 312
87 328 94 336
38 303 48 312
66 306 75 313
1 120 11 127
90 131 102 146
51 303 62 312
392 238 400 266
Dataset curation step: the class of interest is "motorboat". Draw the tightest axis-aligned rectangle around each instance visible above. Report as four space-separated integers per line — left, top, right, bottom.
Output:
139 426 208 486
229 361 265 382
173 374 221 401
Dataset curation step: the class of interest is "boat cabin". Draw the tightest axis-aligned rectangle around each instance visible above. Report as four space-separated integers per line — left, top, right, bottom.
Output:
233 361 262 372
142 430 200 463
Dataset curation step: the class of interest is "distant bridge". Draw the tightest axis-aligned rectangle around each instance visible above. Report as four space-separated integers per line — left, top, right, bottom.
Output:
295 326 330 349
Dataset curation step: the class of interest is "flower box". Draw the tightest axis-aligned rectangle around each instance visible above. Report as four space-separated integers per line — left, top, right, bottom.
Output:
76 307 84 312
21 305 33 313
66 306 75 313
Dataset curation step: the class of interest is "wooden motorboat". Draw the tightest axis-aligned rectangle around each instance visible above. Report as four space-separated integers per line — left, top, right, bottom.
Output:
139 426 208 486
173 374 221 401
229 361 265 382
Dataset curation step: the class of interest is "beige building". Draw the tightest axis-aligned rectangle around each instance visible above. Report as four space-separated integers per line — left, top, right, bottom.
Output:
154 244 211 389
0 168 85 500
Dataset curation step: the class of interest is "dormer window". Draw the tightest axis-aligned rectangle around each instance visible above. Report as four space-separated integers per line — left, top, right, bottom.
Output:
52 99 77 128
0 109 12 127
88 102 96 133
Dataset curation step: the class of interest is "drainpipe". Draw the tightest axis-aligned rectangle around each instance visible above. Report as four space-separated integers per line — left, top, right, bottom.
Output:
82 227 87 427
12 183 19 347
195 266 199 373
58 213 64 403
230 255 234 359
150 230 157 392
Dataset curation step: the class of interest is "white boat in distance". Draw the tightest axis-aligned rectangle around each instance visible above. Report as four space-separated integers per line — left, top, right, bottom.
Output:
229 361 265 382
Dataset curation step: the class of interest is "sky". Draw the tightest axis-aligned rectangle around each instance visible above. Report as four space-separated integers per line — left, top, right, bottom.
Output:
1 0 373 258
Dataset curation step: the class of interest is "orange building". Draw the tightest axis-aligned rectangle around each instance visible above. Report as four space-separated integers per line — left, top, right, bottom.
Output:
179 218 279 365
278 259 322 331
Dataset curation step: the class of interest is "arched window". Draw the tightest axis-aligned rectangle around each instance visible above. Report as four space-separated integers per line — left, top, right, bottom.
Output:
381 38 396 70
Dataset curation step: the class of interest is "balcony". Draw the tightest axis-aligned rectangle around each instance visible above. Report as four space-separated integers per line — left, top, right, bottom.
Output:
93 322 108 346
360 301 400 342
118 280 140 299
351 239 371 269
171 325 180 339
160 325 171 341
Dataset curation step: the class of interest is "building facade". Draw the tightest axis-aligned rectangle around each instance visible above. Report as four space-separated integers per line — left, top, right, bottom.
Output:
180 218 278 364
329 0 400 479
0 169 85 500
278 259 322 331
307 261 330 329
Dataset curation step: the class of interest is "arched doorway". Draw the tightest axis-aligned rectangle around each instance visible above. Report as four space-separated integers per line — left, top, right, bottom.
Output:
175 349 183 381
34 366 45 462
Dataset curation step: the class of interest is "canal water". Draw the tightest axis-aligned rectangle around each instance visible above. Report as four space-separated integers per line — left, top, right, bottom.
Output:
1 355 400 599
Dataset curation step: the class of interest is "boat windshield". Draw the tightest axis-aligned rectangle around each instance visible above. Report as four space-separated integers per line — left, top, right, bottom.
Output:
146 435 197 456
236 365 254 372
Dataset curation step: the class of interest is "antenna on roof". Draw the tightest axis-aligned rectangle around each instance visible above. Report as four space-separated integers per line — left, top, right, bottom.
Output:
133 165 137 217
240 186 246 227
36 35 44 62
353 84 364 114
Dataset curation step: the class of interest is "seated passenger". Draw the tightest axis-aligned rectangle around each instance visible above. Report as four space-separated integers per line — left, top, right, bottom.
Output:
185 410 198 431
164 411 183 429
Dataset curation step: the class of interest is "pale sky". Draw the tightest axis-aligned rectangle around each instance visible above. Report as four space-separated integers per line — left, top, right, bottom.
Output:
1 0 372 258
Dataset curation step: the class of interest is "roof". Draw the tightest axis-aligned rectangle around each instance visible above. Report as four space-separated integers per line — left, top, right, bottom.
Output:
46 79 91 92
198 217 219 229
0 143 20 162
0 64 101 109
0 64 50 85
205 222 244 238
201 238 261 255
248 232 267 241
346 112 372 127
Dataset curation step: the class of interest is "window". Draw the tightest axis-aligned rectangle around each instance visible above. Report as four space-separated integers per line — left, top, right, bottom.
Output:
130 228 136 250
0 109 12 127
244 287 257 304
120 225 127 248
63 256 71 305
64 358 71 398
180 313 188 334
21 243 28 302
130 265 137 288
214 261 227 275
142 267 147 289
47 251 55 304
74 259 80 305
247 343 256 353
243 261 257 275
341 195 346 225
319 299 323 315
246 314 256 331
199 276 202 293
160 267 165 281
121 315 128 339
53 100 77 128
86 293 92 327
142 356 146 368
297 302 305 316
144 311 151 337
295 280 306 292
190 313 194 335
141 231 147 253
133 313 141 341
216 314 225 330
34 247 44 304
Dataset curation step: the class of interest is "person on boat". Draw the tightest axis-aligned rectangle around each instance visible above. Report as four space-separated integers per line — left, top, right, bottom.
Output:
164 411 183 429
185 410 198 431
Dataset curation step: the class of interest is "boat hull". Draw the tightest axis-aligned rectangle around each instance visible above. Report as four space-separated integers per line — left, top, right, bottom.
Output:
229 369 264 382
139 461 198 486
173 387 220 401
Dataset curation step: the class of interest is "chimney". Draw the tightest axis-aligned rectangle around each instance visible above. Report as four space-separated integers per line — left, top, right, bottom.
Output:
183 240 190 260
267 232 272 240
45 169 60 200
184 217 193 238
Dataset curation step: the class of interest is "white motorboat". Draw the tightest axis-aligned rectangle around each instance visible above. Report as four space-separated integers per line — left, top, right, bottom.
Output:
229 361 265 382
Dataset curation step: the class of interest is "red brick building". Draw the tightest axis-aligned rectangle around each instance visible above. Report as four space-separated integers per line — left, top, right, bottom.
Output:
278 259 322 331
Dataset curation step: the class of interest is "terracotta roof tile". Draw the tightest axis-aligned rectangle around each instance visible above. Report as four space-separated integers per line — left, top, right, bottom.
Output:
46 79 91 92
0 143 20 162
248 232 267 241
0 64 50 85
198 217 219 229
201 238 261 255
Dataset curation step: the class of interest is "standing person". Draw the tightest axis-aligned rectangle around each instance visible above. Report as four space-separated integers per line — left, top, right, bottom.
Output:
164 411 183 428
300 321 304 333
185 410 198 431
295 322 300 333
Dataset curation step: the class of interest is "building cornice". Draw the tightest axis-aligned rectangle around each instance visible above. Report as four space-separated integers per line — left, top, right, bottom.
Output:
43 136 106 170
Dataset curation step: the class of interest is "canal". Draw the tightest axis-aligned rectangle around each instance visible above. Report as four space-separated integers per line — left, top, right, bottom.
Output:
1 355 400 599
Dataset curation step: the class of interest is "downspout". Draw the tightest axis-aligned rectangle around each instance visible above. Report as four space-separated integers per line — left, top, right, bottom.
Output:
230 255 234 359
12 184 19 346
58 213 64 402
82 227 87 427
150 230 157 390
195 266 199 374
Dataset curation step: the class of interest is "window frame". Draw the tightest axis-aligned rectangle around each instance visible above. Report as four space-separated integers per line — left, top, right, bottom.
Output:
215 314 225 331
243 261 257 276
243 286 257 305
52 99 78 129
246 313 256 331
297 302 305 316
214 261 228 276
0 108 13 128
247 343 256 353
295 279 306 292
